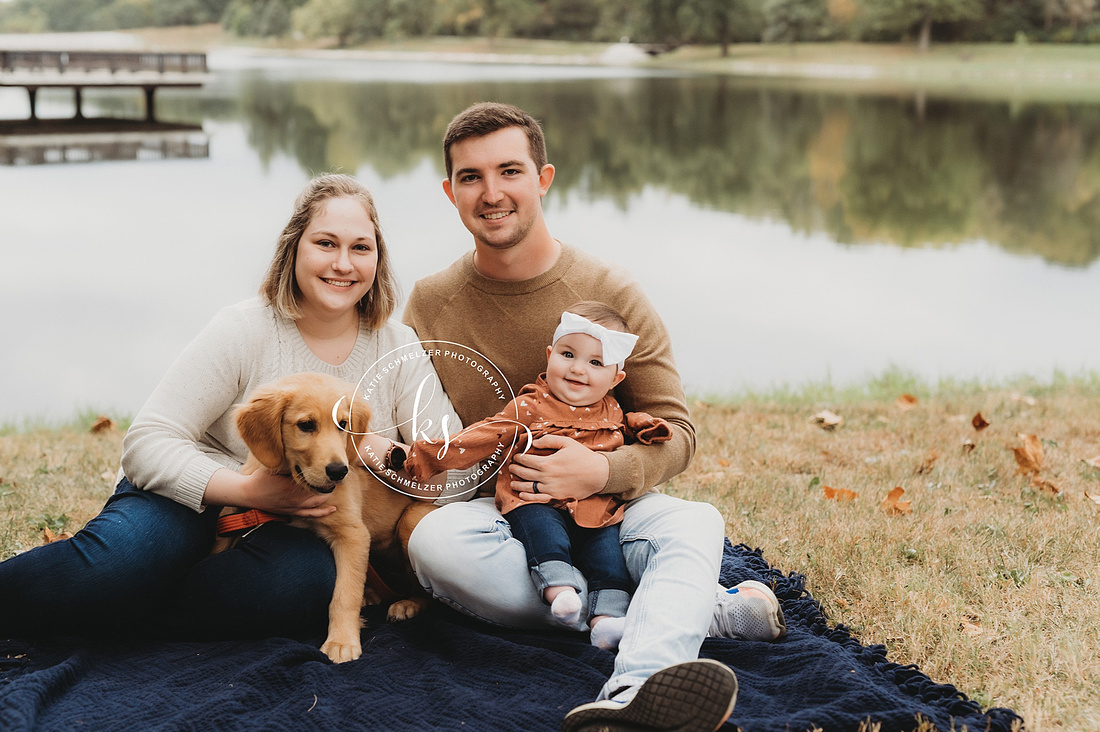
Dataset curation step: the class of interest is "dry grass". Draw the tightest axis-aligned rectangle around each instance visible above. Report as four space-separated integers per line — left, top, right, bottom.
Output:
2 376 1099 729
0 415 123 559
669 374 1100 731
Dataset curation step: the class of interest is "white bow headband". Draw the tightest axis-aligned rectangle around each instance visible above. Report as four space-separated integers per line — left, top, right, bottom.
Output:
552 311 639 368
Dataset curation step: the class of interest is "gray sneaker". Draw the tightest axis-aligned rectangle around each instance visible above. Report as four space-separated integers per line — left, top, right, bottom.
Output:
709 580 786 641
561 659 737 732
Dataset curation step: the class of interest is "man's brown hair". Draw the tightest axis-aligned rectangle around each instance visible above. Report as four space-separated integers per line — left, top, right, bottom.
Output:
443 102 548 179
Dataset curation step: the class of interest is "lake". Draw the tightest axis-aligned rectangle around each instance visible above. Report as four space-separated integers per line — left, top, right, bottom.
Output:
1 49 1099 423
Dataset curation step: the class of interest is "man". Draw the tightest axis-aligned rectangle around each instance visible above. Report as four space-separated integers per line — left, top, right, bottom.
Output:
403 102 784 732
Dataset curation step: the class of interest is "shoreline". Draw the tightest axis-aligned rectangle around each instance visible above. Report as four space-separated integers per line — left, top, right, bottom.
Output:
6 27 1100 101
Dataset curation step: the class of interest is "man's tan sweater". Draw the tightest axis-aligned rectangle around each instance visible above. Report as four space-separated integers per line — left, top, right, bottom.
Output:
403 244 695 502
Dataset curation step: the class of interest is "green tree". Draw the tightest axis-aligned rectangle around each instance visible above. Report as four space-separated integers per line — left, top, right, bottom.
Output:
681 0 766 53
763 0 830 42
858 0 983 49
224 0 302 36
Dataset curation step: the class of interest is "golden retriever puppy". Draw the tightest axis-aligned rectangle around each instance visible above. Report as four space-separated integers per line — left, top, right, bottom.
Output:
212 372 436 663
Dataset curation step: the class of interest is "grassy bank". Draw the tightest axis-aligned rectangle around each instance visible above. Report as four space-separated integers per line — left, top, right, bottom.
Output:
110 25 1100 103
2 374 1098 729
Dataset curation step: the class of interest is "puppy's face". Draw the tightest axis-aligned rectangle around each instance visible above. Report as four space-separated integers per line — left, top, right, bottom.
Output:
236 373 371 494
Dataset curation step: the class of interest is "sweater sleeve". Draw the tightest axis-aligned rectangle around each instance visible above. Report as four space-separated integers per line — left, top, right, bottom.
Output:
595 272 696 501
120 305 256 512
404 406 527 482
384 323 462 446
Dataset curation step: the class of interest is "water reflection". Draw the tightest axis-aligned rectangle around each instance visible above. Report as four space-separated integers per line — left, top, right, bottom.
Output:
0 119 208 165
1 58 1097 423
211 69 1100 267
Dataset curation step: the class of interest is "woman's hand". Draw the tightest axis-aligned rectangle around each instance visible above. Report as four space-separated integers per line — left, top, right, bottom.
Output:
204 467 337 518
508 435 610 503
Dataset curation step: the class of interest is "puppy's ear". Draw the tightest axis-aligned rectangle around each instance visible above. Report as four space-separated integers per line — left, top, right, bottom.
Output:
346 395 372 455
235 386 289 469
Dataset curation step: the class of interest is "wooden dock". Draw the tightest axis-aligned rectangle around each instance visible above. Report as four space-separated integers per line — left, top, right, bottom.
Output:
0 50 211 122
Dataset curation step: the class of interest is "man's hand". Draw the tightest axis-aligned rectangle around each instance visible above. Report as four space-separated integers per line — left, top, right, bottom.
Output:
509 435 610 503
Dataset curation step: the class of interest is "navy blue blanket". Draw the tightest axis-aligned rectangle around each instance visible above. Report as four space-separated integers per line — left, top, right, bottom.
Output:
1 541 1022 731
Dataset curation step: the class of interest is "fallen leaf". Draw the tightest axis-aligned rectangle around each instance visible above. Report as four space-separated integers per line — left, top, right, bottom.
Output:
896 394 918 411
41 527 73 544
717 459 730 468
1084 456 1100 469
1010 392 1037 406
961 439 976 454
1085 490 1100 505
823 485 858 501
812 410 844 430
915 449 939 475
881 486 912 515
1012 433 1044 475
960 620 983 637
1030 477 1060 495
90 416 117 434
971 412 990 431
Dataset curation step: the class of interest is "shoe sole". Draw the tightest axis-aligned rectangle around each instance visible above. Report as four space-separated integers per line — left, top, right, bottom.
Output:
561 658 738 732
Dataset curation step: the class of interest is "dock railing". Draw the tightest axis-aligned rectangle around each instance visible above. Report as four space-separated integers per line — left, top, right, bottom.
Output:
0 51 208 75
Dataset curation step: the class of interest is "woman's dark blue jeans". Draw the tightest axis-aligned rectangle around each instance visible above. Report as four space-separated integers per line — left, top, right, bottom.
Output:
0 478 336 640
506 502 632 619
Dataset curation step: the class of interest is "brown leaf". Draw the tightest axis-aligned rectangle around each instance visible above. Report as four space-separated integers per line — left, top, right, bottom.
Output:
896 394 918 411
961 439 976 455
717 459 730 468
41 528 73 544
90 416 117 434
971 412 990 431
823 485 858 502
1030 477 1059 495
881 486 912 515
812 410 844 430
1084 456 1100 469
960 620 983 637
1012 433 1044 475
915 449 939 475
1085 490 1100 505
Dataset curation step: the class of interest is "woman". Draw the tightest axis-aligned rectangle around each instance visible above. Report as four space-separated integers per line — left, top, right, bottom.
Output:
0 174 459 640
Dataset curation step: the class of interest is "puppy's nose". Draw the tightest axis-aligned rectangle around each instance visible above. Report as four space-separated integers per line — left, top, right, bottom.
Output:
326 462 349 482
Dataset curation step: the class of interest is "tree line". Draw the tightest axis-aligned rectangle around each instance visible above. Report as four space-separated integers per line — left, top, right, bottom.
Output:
2 0 1099 49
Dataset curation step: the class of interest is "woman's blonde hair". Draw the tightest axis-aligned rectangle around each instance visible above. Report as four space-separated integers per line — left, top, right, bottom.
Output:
260 174 398 330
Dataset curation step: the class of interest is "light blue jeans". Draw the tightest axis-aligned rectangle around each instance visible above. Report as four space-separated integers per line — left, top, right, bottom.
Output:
407 492 724 700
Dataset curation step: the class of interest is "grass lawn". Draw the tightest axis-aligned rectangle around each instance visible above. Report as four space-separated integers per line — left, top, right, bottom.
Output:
3 373 1099 729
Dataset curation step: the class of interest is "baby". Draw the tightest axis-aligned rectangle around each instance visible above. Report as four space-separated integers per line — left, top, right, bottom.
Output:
390 301 671 651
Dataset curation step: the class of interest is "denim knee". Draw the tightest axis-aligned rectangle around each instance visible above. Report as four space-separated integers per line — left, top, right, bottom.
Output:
166 522 336 639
